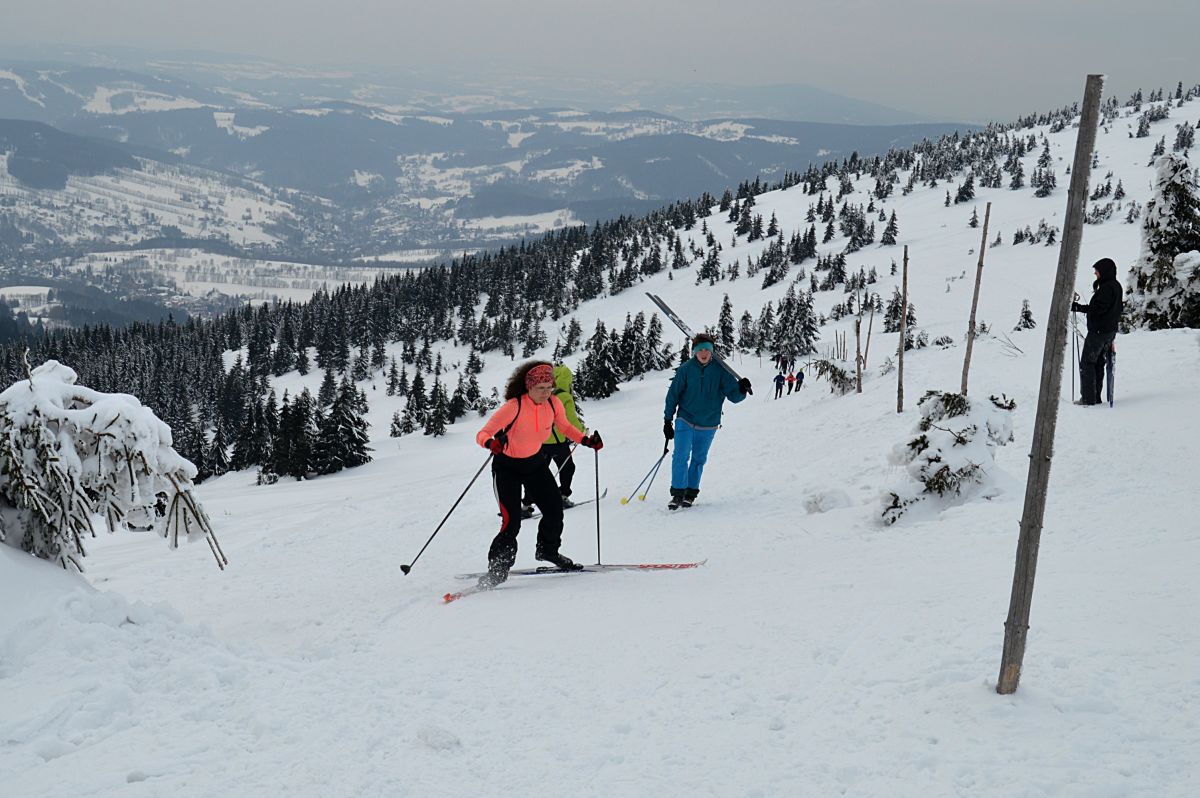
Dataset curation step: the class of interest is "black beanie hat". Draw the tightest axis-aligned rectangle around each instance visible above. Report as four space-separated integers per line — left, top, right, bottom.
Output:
1092 257 1117 281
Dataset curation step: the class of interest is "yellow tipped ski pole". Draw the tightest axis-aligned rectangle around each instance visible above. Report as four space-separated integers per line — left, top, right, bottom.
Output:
621 444 669 504
639 445 668 500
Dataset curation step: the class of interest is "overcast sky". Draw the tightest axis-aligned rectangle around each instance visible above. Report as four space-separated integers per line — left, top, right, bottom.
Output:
5 0 1198 121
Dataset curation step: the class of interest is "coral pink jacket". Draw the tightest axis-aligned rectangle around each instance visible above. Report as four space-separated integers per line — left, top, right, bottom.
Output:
477 395 584 458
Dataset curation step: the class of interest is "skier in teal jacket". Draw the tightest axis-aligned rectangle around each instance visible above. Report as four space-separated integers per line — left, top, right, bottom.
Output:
662 333 751 509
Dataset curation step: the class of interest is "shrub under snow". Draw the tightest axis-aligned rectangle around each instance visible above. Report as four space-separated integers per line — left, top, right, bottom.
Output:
0 360 224 572
882 391 1016 525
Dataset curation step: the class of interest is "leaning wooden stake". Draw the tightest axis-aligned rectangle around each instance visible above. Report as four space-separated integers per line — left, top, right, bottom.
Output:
897 245 909 413
997 74 1105 695
863 301 875 370
961 201 993 395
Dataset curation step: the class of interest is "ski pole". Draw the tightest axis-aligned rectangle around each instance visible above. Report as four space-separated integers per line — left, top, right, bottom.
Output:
594 447 602 566
551 442 579 478
1070 297 1078 400
620 449 668 504
639 441 670 501
401 452 492 575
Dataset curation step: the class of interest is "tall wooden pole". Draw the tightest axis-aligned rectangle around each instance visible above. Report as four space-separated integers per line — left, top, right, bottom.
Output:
896 245 909 413
960 201 993 395
997 74 1105 695
855 305 863 394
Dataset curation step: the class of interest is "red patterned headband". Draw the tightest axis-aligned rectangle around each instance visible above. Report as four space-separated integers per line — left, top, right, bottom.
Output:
525 364 554 389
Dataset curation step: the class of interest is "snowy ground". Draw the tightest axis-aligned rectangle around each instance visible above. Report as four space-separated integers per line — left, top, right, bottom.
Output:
3 97 1199 796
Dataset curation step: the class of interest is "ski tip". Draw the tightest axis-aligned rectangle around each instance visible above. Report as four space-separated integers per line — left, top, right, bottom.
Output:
443 592 459 603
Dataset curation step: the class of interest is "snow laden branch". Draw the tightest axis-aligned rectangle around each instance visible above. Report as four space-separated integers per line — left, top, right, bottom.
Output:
0 360 226 572
808 358 855 395
881 391 1016 525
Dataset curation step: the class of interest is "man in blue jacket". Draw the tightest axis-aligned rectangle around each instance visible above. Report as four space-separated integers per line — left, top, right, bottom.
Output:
663 333 752 510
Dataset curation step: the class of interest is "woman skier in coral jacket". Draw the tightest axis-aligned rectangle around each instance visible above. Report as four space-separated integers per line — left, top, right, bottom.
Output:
476 361 603 588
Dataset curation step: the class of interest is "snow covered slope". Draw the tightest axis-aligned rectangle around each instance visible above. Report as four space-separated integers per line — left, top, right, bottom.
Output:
2 91 1198 796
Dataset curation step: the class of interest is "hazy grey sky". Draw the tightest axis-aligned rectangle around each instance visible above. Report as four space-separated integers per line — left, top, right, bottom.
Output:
6 0 1198 121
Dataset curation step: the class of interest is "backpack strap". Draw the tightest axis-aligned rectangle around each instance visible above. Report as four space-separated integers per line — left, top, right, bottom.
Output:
497 395 523 448
499 391 523 436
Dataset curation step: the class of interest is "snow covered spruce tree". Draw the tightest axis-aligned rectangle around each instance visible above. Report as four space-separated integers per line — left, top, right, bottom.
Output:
882 391 1016 525
1126 153 1200 329
313 377 372 474
1014 299 1037 331
575 320 622 399
0 360 224 572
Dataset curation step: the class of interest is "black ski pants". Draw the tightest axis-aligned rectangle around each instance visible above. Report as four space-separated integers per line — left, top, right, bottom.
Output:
489 452 565 569
1079 330 1115 405
521 441 575 503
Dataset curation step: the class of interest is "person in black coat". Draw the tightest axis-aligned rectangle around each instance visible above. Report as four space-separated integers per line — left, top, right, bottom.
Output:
1071 257 1123 405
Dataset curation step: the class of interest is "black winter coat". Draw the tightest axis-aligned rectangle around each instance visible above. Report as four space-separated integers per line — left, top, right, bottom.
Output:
1073 261 1123 333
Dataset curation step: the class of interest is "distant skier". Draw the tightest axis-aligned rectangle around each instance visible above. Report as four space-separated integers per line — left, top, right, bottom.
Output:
522 363 586 515
1071 257 1123 406
786 372 796 395
476 361 604 588
795 368 805 392
773 372 786 399
662 333 751 509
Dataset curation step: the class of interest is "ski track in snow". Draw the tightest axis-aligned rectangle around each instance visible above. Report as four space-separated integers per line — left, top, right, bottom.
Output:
3 98 1200 797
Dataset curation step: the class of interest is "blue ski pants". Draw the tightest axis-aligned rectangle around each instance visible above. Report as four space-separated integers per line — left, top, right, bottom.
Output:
671 418 717 492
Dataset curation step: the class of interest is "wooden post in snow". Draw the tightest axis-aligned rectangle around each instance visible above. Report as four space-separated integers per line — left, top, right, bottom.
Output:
997 74 1105 695
960 201 993 395
855 299 864 394
896 245 909 413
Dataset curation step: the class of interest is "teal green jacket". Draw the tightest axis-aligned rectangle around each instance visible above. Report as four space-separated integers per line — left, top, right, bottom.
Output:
664 357 746 429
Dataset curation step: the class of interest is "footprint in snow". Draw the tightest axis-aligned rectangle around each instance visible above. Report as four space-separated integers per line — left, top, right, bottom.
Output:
417 724 463 752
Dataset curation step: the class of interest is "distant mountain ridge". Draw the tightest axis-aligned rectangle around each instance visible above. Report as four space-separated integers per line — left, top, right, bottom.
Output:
0 45 937 124
0 118 136 189
0 53 973 259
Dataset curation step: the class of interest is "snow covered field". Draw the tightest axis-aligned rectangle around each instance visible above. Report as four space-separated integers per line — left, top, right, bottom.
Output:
2 95 1199 796
62 248 393 304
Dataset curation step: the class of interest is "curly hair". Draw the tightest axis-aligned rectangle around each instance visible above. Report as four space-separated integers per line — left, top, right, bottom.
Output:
503 359 553 400
692 332 716 348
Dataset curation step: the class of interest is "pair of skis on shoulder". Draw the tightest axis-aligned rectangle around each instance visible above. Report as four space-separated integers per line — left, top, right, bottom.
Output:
443 560 707 603
646 292 743 380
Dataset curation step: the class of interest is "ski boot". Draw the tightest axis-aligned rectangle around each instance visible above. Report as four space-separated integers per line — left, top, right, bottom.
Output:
535 549 584 571
476 562 510 590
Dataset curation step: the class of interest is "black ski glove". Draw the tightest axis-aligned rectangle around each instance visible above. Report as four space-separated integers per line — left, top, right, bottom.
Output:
663 419 674 440
738 377 753 396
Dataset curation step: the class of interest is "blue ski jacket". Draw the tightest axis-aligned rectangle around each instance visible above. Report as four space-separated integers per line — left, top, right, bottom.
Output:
664 357 746 429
